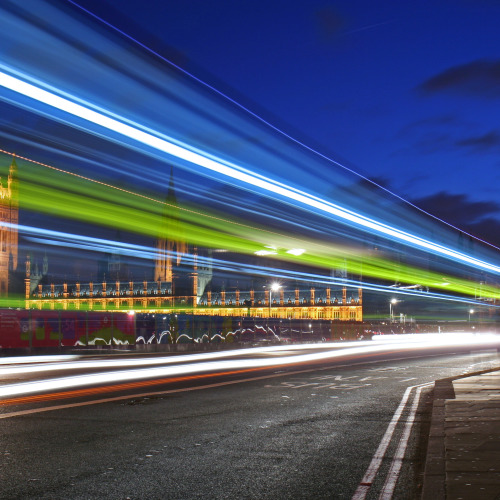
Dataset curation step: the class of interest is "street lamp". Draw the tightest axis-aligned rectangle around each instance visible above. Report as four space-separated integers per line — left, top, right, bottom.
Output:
269 282 281 318
264 283 281 336
389 298 398 323
469 308 474 323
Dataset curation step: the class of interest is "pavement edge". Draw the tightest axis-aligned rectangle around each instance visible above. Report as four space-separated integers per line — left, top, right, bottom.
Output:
420 367 500 500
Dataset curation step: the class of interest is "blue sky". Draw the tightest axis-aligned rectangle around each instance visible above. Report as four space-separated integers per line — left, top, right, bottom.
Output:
0 0 498 292
71 0 500 243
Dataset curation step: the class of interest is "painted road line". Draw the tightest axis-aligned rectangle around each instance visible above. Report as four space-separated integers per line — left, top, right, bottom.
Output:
351 382 431 500
378 383 432 499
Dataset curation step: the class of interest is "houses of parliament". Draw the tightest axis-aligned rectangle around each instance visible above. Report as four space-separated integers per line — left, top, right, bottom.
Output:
2 156 362 322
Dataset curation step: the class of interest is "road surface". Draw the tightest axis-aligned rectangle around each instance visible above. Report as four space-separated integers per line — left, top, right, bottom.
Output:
1 336 499 499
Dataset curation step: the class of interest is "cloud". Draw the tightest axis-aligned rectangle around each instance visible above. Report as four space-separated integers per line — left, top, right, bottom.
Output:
417 60 500 98
392 114 470 157
396 114 459 139
456 130 500 151
411 191 500 226
395 112 500 156
465 217 500 247
410 191 500 247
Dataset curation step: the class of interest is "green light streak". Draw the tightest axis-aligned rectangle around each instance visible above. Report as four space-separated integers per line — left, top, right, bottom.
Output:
8 156 500 303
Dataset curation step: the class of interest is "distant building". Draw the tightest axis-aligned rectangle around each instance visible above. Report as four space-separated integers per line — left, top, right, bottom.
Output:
0 156 361 321
154 167 188 287
0 157 18 295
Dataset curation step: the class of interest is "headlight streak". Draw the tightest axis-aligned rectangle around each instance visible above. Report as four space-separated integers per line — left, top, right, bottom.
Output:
1 69 500 276
5 144 492 300
0 355 80 365
0 334 498 399
0 343 358 377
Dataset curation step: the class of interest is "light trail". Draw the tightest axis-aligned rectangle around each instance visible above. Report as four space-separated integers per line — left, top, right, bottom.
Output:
16 222 500 307
0 355 80 365
1 69 500 276
0 342 368 377
67 0 500 257
0 334 498 399
4 149 497 302
0 357 409 417
0 367 273 406
0 346 388 398
0 148 496 302
19 223 498 305
0 147 286 245
1 334 494 377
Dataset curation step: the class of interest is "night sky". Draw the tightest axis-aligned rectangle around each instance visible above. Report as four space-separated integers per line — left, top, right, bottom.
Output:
73 0 500 245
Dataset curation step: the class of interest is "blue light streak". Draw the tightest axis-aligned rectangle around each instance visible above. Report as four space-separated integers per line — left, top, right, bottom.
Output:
18 223 494 308
67 0 500 255
1 69 500 276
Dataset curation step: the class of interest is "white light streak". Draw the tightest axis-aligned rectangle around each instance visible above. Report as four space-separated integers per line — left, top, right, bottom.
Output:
0 343 351 377
0 355 80 365
0 335 498 398
1 69 500 274
286 248 306 256
254 250 278 256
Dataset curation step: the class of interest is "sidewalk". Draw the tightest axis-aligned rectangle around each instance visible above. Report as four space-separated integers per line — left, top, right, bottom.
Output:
421 368 500 499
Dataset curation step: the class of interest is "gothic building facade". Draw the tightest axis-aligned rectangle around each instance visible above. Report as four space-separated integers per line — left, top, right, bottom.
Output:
0 157 18 295
0 156 361 321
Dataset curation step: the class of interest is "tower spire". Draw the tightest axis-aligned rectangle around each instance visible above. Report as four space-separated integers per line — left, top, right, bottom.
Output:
154 166 188 283
167 165 176 203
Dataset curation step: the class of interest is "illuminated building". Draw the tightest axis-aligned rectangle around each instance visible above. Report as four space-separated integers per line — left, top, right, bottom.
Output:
0 157 18 295
0 156 361 321
154 167 188 286
24 275 362 321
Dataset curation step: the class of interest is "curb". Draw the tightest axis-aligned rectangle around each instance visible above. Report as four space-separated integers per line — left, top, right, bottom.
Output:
420 367 500 500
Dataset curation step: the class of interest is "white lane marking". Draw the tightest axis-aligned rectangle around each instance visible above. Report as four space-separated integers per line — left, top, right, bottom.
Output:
378 383 432 499
265 381 372 391
351 382 432 500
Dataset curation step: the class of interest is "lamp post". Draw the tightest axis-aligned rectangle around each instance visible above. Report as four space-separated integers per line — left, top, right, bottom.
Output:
267 282 281 339
389 298 398 323
269 282 281 319
469 308 474 323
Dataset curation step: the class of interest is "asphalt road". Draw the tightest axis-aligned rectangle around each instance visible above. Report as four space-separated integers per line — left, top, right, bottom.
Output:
1 340 499 499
